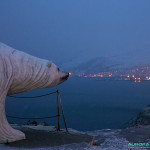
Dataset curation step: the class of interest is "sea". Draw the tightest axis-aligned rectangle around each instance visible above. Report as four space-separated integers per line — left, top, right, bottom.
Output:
6 77 150 131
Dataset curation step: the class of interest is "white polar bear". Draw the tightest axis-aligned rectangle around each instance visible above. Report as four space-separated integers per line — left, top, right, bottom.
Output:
0 42 69 143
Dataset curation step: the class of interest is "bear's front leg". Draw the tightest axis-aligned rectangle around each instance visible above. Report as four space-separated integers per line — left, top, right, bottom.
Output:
0 91 25 143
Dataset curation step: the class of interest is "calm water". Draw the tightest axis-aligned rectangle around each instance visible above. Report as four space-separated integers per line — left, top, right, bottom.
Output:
6 77 150 131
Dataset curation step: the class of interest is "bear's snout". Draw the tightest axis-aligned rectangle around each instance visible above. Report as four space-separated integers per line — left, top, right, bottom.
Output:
61 73 69 80
59 71 69 84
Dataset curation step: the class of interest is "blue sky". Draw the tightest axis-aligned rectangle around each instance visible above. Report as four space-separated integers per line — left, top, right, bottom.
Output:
0 0 150 67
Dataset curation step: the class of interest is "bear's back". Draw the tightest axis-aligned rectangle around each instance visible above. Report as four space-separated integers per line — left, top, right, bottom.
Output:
0 42 48 65
0 42 15 55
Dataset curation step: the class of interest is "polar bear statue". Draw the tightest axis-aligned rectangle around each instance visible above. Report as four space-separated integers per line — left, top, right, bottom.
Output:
0 42 69 143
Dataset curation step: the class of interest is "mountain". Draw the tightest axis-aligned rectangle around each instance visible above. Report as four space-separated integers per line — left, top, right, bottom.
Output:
60 49 150 75
63 57 121 75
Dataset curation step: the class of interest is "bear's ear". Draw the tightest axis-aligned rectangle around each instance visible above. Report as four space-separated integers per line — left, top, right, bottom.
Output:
47 61 52 68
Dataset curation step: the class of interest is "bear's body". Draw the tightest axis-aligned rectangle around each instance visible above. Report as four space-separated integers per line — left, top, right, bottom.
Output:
0 43 69 143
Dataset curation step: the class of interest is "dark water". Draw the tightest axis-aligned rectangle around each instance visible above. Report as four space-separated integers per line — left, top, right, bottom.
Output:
6 77 150 131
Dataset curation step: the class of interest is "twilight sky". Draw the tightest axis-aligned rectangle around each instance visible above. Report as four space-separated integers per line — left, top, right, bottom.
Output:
0 0 150 67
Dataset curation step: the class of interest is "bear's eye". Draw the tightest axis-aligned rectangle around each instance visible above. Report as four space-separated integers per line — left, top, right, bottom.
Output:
57 68 60 71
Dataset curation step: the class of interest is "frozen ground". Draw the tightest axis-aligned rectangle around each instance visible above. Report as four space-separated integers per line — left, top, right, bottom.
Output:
0 125 150 150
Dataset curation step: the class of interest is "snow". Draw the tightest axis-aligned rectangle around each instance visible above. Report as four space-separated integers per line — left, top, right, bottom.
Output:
0 125 130 150
0 125 149 150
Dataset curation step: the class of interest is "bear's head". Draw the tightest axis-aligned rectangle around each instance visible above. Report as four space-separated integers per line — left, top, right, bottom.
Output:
8 59 69 95
46 61 69 88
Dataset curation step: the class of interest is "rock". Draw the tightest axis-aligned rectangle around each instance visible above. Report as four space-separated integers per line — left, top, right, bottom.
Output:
27 120 37 126
27 120 49 126
122 105 150 128
27 120 32 125
32 121 37 126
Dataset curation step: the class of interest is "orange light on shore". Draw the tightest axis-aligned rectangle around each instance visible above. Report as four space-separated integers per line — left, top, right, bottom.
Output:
132 75 135 78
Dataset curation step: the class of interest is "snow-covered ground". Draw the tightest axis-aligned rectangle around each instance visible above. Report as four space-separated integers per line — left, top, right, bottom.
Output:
0 125 149 150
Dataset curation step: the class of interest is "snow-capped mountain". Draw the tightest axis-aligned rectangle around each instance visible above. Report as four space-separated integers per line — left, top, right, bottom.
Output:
66 57 121 75
60 50 150 75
